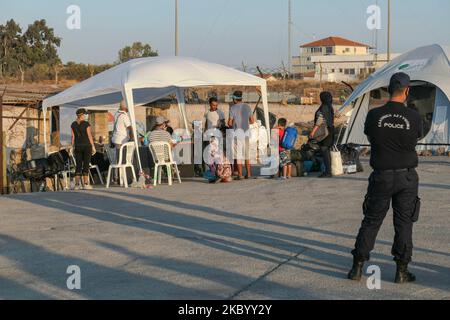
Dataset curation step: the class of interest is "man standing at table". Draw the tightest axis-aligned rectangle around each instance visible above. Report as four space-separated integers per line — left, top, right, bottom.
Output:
228 91 255 180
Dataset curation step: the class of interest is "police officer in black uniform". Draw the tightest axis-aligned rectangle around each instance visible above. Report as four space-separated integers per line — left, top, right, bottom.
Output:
348 72 423 284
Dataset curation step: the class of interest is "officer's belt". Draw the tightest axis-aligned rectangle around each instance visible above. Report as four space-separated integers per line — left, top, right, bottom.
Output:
374 168 415 173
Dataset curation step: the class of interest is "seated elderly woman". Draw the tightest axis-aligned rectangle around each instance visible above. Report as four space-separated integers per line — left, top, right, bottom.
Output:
148 116 177 147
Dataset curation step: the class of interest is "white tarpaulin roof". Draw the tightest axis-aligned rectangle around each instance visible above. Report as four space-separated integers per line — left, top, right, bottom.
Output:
340 44 450 110
42 56 268 109
42 56 271 172
340 44 450 148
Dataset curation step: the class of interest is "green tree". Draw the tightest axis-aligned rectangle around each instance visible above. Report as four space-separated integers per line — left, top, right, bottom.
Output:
60 62 114 81
118 42 158 63
23 19 61 82
0 19 62 84
0 19 22 78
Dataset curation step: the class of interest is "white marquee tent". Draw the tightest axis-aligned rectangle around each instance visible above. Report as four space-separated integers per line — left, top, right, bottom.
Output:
42 56 271 171
339 44 450 150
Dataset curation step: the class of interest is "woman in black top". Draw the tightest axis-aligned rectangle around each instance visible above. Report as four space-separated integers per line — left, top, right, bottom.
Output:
71 108 96 190
310 91 335 178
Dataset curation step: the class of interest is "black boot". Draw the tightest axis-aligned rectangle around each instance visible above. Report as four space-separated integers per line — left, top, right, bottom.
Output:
395 262 416 284
347 258 364 281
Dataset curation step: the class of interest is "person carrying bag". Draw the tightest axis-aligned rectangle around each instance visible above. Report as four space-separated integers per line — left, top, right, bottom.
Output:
310 91 335 178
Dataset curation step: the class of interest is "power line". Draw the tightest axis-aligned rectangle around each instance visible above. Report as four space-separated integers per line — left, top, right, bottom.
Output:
195 0 231 55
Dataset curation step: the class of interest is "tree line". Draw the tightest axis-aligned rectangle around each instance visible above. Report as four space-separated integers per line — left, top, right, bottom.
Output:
0 19 158 85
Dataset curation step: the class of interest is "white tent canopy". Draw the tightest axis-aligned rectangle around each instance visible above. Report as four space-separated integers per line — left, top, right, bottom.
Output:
42 56 271 171
339 44 450 149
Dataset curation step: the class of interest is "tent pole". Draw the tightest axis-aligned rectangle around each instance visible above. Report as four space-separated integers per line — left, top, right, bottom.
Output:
260 84 271 141
124 86 143 175
43 107 48 156
176 88 190 135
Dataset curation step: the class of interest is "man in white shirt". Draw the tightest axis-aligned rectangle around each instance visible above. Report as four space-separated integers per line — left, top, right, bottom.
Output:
112 100 133 148
228 91 254 180
204 97 225 131
111 100 133 180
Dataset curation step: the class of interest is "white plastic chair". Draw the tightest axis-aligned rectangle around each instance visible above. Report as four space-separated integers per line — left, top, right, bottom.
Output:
58 148 75 190
106 142 137 188
149 142 181 186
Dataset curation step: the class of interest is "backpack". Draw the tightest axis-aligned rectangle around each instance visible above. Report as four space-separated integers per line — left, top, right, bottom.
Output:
47 151 66 174
281 127 298 150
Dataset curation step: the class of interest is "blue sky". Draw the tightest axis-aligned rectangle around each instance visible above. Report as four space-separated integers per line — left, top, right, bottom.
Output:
2 0 449 68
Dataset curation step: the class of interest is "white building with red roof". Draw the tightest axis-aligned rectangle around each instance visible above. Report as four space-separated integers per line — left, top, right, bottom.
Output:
292 36 398 82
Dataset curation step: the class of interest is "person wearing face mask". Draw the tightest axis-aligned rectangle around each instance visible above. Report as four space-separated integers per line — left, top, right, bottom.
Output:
348 72 424 284
71 108 96 190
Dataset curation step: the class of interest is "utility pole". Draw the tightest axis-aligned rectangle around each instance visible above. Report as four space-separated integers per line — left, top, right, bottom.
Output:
387 0 391 61
374 0 379 64
175 0 180 56
0 87 5 194
288 0 293 76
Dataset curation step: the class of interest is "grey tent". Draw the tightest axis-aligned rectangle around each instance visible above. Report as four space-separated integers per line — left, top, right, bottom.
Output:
339 44 450 150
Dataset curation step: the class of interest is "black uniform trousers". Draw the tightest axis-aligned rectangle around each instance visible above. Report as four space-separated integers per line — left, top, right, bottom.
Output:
352 168 421 263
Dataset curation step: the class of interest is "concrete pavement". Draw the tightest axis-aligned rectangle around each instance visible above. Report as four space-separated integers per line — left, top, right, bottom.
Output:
0 158 449 300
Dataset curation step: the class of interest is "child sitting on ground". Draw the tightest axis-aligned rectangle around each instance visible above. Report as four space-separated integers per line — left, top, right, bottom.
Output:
205 136 233 183
278 118 292 180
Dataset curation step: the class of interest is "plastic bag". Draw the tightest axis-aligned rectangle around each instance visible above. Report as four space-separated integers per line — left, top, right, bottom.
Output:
331 146 344 176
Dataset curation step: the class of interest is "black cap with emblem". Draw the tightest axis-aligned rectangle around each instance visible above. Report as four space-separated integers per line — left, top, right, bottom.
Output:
388 72 411 95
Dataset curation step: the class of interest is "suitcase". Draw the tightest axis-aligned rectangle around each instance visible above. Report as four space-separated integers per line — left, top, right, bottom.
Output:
294 161 304 177
178 164 196 178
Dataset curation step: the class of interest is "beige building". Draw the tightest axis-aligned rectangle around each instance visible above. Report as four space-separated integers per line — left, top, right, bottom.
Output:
293 36 371 75
311 53 400 83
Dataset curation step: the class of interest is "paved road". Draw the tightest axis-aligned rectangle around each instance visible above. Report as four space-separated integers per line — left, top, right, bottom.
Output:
0 158 449 300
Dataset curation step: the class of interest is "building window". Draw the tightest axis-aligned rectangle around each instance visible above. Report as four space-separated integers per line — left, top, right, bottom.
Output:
344 68 356 75
345 48 350 53
326 47 333 54
331 69 335 73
